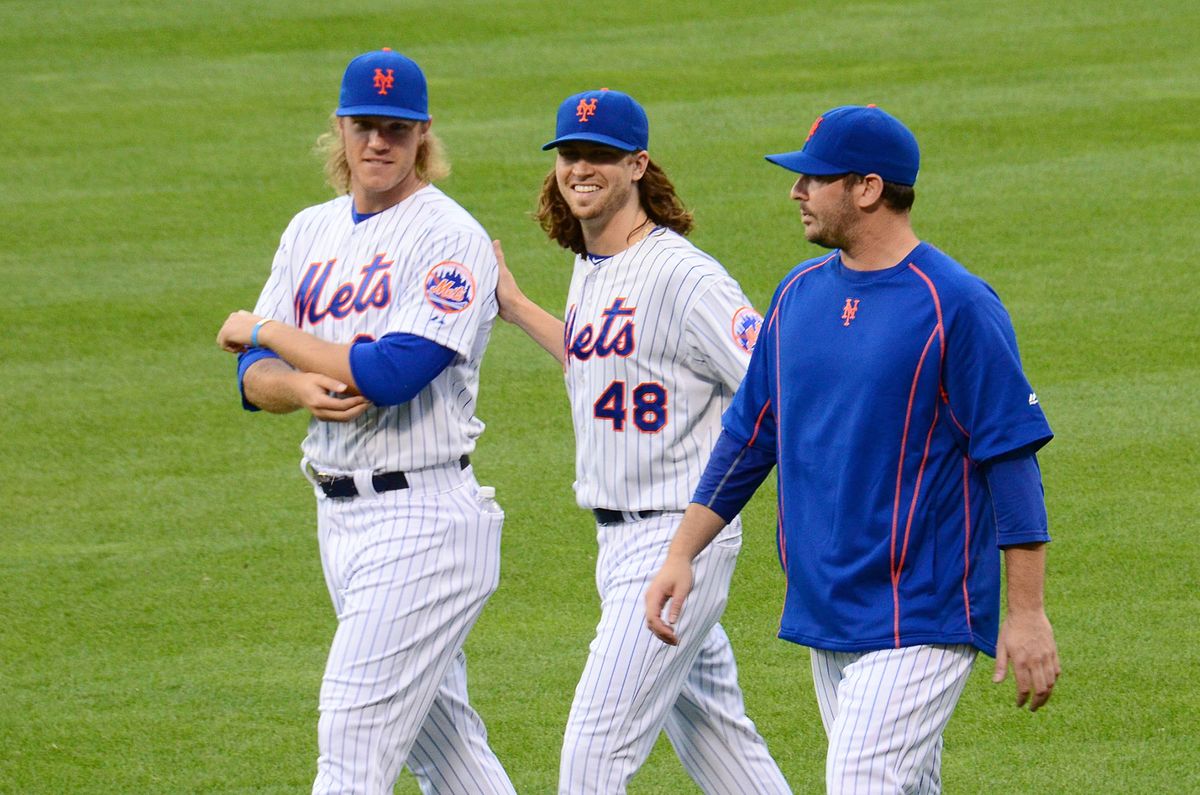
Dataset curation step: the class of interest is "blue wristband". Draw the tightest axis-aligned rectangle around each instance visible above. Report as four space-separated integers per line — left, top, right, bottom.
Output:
250 318 272 348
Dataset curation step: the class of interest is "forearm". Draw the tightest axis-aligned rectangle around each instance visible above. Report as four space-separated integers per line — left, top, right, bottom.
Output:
242 358 304 413
1004 542 1048 614
996 540 1059 710
692 429 775 521
256 321 356 388
664 503 728 563
505 296 566 365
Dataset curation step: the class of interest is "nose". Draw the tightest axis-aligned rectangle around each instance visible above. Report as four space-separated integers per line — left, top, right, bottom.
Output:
570 158 595 178
791 177 808 200
367 127 388 149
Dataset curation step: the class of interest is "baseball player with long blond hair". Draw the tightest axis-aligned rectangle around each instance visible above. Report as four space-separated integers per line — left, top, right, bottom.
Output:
495 89 791 794
217 49 515 795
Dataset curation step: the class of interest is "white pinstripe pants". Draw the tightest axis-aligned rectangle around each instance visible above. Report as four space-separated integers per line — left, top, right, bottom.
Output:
810 644 977 795
560 513 791 794
309 463 514 795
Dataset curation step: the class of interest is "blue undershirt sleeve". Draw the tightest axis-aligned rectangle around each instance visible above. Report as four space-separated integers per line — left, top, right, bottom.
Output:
349 333 457 406
691 430 777 523
237 347 282 412
983 449 1051 548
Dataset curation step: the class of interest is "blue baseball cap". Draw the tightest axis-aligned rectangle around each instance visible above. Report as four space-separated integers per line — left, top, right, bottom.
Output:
542 89 649 152
765 105 920 186
336 49 430 121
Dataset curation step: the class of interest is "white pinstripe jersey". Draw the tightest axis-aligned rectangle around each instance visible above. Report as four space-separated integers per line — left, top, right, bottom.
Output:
251 186 498 473
563 227 762 511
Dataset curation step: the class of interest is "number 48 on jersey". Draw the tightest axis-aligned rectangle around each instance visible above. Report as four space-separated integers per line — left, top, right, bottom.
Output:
593 380 667 433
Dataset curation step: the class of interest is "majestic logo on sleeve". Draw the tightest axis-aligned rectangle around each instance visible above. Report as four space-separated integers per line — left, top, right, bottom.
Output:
840 297 861 327
731 306 763 353
424 261 475 313
576 98 598 122
373 68 395 95
294 254 393 329
565 298 636 362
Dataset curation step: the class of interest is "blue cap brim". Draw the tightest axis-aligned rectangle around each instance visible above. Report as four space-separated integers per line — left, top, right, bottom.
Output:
764 150 847 176
542 132 642 152
336 106 430 121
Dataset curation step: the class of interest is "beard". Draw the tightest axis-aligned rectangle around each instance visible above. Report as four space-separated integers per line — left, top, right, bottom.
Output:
560 179 637 225
806 224 850 250
803 190 858 250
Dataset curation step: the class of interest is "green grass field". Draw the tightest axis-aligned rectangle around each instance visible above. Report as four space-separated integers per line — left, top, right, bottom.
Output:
2 1 1197 792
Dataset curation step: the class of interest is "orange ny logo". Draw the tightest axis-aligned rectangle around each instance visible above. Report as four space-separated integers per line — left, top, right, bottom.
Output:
841 298 861 327
373 68 395 95
806 115 825 143
576 98 598 122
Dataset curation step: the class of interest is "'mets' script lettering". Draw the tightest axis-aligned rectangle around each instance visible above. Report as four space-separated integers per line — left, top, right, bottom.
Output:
565 298 636 362
295 254 393 328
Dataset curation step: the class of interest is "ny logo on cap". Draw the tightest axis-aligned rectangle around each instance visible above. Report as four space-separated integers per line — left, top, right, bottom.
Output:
373 68 395 95
806 115 825 144
576 98 598 122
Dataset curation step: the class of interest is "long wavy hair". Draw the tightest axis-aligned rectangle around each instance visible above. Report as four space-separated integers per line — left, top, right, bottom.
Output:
536 158 694 255
316 114 450 195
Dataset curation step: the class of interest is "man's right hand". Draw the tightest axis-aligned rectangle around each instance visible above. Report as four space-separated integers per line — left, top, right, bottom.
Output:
493 239 527 324
288 371 371 422
644 555 695 646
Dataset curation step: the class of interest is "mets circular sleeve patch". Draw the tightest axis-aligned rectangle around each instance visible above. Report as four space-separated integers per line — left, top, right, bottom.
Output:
424 261 476 313
731 306 763 353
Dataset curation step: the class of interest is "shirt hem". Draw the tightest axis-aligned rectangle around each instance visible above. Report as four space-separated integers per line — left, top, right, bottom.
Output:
778 628 996 657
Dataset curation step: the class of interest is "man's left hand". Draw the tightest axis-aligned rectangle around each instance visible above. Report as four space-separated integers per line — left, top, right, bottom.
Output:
993 609 1060 711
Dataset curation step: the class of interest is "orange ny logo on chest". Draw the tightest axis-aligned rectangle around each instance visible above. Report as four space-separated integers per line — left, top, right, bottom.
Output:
565 298 636 362
841 297 862 327
294 254 393 328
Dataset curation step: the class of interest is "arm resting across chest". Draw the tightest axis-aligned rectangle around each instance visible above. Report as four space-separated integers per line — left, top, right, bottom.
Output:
349 333 457 406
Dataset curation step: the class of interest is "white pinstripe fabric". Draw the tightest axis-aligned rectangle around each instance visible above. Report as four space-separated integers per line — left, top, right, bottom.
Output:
809 644 976 795
563 228 759 512
252 187 498 473
407 649 513 794
559 514 791 794
310 464 513 795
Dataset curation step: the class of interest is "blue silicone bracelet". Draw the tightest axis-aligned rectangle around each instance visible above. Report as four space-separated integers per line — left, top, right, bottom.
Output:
250 318 272 348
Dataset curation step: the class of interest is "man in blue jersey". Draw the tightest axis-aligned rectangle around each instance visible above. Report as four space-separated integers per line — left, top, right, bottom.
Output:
645 105 1061 793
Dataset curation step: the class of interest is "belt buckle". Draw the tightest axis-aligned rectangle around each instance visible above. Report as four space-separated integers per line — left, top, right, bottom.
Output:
305 462 337 486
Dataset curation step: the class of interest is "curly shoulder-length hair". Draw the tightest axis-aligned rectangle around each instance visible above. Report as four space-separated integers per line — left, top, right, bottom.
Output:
316 114 450 195
536 158 694 255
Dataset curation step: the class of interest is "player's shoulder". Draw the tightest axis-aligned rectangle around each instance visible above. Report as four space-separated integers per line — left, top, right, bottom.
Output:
408 185 490 241
908 242 1001 307
272 195 352 251
791 250 839 277
773 250 839 294
285 194 352 228
645 227 716 262
642 228 737 284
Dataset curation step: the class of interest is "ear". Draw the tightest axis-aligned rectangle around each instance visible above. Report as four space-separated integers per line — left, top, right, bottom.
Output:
854 173 886 209
631 150 650 181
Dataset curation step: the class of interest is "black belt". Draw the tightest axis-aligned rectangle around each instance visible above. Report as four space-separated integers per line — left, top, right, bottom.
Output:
315 456 469 499
593 508 663 525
